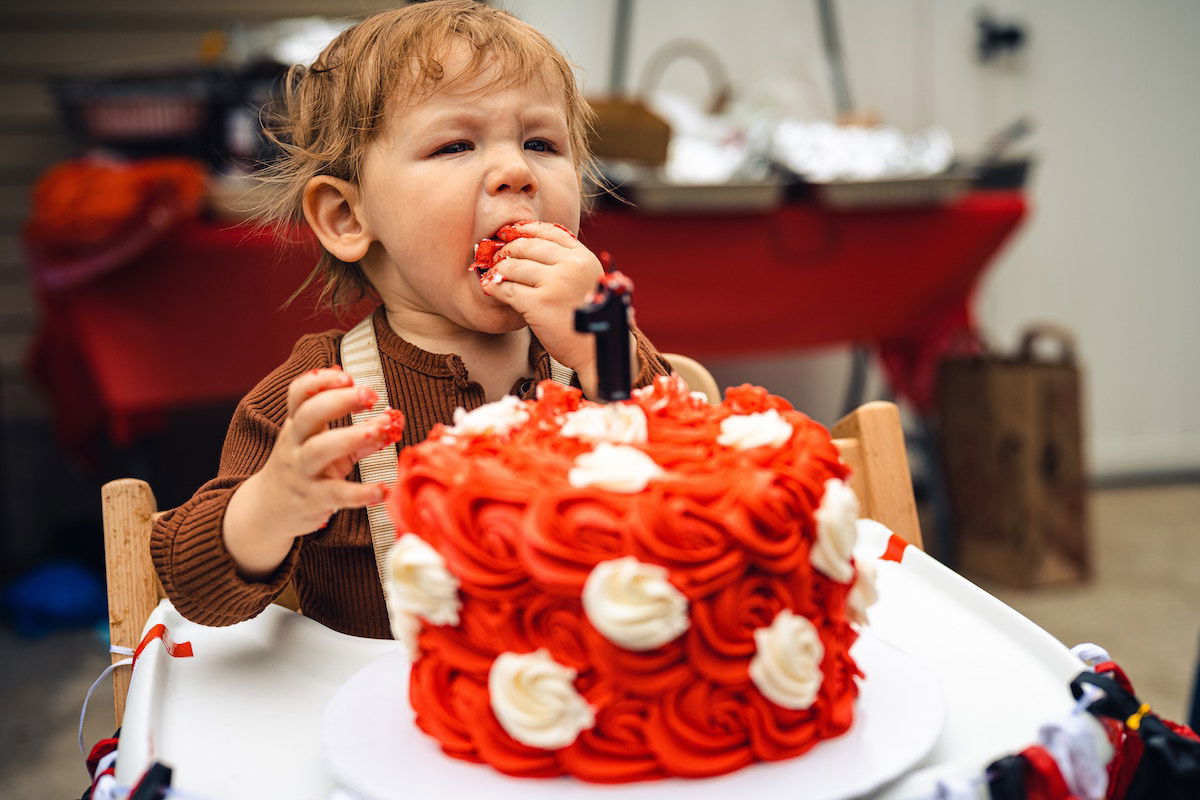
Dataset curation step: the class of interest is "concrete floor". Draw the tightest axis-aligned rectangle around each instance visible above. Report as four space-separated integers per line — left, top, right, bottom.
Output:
1 483 1197 799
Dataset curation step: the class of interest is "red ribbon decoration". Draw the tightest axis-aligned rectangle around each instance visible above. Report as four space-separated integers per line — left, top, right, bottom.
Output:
132 623 194 666
880 533 909 563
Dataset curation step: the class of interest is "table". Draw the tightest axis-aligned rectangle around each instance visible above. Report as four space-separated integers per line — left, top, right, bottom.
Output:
113 524 1085 799
28 193 1025 456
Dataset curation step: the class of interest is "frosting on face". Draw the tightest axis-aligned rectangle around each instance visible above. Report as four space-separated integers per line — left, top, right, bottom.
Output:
450 394 530 437
559 404 649 444
387 533 462 625
716 408 794 450
811 478 860 583
582 556 690 650
748 609 825 710
488 649 596 749
568 442 663 492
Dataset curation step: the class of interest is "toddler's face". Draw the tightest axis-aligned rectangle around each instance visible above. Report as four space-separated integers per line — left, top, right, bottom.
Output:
357 44 582 337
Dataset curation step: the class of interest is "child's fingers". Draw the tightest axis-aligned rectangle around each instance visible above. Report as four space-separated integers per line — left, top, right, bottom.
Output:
484 256 547 289
320 477 390 511
286 367 353 418
494 236 562 267
483 278 539 315
300 413 405 478
505 220 577 244
287 383 379 443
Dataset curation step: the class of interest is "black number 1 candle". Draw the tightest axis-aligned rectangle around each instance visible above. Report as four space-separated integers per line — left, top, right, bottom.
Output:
573 272 635 402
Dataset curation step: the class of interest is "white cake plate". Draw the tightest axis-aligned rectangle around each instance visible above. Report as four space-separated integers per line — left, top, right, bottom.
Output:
321 631 944 800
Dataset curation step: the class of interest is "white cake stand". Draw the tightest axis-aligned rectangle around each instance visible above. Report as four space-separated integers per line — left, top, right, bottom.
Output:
322 631 944 800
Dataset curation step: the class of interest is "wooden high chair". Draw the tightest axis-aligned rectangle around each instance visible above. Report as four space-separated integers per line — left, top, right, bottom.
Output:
101 360 919 725
100 480 302 725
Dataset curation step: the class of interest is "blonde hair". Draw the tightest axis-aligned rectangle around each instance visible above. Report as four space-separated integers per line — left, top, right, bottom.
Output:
254 0 597 310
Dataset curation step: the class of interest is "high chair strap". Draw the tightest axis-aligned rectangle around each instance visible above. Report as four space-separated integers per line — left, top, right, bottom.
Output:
339 314 575 631
549 355 574 386
341 315 399 605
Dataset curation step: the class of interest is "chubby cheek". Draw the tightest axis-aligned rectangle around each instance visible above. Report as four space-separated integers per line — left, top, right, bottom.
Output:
545 174 583 232
464 300 527 335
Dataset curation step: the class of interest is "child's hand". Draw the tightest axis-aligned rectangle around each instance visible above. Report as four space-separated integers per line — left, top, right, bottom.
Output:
223 366 404 579
480 220 604 383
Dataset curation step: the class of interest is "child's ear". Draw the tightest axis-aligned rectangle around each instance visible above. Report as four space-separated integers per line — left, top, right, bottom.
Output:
303 176 373 263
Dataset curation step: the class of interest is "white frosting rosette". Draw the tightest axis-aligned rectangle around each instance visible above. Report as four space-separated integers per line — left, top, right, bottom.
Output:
488 649 595 749
559 404 648 444
582 556 690 650
449 395 529 436
716 409 794 450
386 533 461 626
385 603 421 660
810 478 860 583
568 442 663 493
749 609 825 710
846 559 878 627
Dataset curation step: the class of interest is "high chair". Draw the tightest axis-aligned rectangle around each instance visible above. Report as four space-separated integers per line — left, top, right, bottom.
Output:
101 364 919 725
100 479 302 725
663 352 721 403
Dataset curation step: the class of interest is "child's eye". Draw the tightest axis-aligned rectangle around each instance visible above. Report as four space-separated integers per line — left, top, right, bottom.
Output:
524 138 558 153
434 141 472 155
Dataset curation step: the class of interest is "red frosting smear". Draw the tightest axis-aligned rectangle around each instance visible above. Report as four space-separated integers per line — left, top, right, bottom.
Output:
378 408 405 446
388 376 865 782
469 220 576 272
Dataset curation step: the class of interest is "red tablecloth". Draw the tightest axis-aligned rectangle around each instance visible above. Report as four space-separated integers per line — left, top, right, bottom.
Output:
27 192 1025 455
584 192 1026 413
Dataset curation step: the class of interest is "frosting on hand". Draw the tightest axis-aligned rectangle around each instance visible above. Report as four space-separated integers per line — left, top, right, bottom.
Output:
716 408 794 450
387 533 461 625
811 478 860 583
749 609 825 710
582 556 690 650
568 443 663 493
488 649 595 749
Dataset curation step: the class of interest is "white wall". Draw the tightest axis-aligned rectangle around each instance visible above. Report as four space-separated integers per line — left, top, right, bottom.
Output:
506 0 1200 479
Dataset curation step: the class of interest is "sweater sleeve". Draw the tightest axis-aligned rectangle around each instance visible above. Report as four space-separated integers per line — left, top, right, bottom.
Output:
632 324 673 388
150 331 340 627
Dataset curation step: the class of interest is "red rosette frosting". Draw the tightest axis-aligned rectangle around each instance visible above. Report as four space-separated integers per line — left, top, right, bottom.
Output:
519 490 633 595
409 653 484 762
460 682 563 778
582 619 692 697
438 486 530 601
627 482 747 599
643 681 756 777
559 697 665 782
418 597 526 674
513 593 591 671
686 569 811 685
723 383 794 415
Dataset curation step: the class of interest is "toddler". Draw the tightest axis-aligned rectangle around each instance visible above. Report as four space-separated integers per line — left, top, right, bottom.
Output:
151 0 671 639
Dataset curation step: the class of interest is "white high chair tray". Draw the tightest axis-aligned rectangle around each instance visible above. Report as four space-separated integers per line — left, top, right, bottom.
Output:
116 525 1083 800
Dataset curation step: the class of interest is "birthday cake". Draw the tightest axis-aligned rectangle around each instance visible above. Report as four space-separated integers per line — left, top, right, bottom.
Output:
384 376 879 782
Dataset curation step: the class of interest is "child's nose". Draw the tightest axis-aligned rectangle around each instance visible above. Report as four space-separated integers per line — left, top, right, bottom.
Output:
486 147 538 196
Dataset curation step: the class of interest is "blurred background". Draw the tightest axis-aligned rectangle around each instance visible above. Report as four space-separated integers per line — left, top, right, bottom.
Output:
0 1 1197 796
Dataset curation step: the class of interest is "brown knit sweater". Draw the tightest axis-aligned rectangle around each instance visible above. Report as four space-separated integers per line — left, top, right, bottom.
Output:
150 306 672 639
